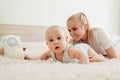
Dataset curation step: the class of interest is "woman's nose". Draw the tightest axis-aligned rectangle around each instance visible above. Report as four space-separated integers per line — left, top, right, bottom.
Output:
70 31 74 37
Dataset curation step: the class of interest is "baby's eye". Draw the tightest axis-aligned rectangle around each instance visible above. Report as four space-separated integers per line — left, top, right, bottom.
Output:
72 27 77 31
49 39 53 42
57 37 61 40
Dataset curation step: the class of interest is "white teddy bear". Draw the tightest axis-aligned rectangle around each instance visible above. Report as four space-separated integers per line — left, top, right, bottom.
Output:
0 35 26 59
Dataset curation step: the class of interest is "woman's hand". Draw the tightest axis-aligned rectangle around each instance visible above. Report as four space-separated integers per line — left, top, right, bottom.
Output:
89 54 106 62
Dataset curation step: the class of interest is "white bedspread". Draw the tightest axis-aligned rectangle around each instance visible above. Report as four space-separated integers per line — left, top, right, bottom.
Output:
0 42 120 80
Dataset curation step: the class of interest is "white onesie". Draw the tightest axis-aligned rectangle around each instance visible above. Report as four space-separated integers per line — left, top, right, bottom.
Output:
51 43 89 63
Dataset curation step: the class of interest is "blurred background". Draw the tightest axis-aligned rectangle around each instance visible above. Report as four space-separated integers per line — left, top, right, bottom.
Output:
0 0 120 35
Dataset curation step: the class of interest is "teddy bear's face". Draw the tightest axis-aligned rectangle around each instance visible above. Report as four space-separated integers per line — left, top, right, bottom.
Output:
7 37 17 47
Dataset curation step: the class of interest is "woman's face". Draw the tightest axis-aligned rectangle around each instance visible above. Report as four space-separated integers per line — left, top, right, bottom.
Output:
67 19 87 42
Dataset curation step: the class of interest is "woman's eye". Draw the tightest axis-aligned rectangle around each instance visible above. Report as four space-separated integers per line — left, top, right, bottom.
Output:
57 37 61 40
49 39 53 42
68 29 71 32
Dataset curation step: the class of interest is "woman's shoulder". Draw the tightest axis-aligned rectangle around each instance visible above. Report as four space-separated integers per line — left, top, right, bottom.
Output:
75 43 90 47
91 27 104 32
91 27 107 35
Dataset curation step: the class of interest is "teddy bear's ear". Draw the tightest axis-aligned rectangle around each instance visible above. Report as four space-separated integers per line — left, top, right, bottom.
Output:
23 47 26 51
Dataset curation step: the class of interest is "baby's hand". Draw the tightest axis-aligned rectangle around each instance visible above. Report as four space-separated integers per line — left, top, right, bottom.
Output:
40 54 48 60
24 55 32 60
40 51 51 60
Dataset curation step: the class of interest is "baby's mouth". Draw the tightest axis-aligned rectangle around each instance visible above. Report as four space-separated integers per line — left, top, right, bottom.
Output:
55 46 60 49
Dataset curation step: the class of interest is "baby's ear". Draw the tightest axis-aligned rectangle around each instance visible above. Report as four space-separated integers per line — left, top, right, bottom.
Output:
46 41 48 45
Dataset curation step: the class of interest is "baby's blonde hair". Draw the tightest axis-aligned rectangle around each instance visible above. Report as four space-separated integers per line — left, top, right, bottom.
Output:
46 25 67 40
67 12 96 47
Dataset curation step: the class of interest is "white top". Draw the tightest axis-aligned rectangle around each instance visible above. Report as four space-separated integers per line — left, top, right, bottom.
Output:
90 28 120 55
51 43 89 63
74 43 89 54
51 44 73 63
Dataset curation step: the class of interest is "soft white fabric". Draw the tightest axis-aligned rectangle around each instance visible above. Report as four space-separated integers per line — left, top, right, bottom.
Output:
51 43 89 63
91 28 120 55
51 44 77 63
74 43 89 54
0 55 120 80
0 42 120 80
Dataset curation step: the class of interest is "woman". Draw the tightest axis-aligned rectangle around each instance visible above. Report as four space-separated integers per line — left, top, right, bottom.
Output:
67 12 120 59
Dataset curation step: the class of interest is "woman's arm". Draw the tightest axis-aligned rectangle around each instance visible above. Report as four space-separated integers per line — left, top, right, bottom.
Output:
96 28 117 59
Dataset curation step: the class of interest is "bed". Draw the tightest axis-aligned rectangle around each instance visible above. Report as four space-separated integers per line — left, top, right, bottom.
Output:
0 24 120 80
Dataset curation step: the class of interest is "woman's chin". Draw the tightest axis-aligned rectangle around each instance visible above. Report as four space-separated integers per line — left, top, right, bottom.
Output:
74 38 79 42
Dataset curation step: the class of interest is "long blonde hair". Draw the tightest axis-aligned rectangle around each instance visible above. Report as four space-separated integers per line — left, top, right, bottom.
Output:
67 12 96 47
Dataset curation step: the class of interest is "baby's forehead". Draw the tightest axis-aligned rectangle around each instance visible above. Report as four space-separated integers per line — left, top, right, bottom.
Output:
47 30 63 37
46 33 63 41
47 27 64 34
49 26 62 31
46 27 65 38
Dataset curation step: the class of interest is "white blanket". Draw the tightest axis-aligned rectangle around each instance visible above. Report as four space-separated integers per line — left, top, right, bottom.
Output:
0 42 120 80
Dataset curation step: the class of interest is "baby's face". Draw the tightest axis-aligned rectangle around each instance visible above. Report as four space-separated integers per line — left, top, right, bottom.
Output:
46 27 67 54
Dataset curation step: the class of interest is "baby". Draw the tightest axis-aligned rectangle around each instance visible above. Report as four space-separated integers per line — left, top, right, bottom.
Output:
29 25 105 64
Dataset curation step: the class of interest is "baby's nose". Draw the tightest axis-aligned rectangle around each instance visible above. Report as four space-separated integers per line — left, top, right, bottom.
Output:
54 40 58 43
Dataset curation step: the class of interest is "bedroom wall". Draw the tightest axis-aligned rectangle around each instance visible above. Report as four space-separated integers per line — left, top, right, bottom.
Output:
0 0 120 35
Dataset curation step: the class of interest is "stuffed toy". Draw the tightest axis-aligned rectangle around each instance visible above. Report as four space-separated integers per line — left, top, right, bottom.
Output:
0 35 26 59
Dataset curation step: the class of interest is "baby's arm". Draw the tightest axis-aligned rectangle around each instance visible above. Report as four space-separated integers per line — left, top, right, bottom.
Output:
68 47 89 64
88 47 106 62
25 50 51 60
40 50 51 60
24 54 32 60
